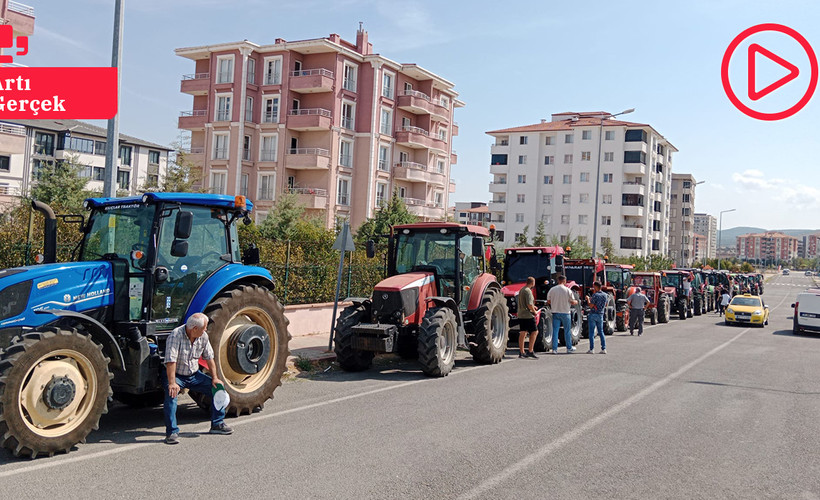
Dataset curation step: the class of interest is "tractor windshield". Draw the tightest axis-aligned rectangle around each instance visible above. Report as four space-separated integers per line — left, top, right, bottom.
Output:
661 274 682 288
80 204 153 270
606 270 624 288
505 253 552 283
565 265 595 288
394 231 456 277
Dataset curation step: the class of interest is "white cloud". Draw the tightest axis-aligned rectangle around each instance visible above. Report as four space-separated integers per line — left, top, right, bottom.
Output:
730 170 820 210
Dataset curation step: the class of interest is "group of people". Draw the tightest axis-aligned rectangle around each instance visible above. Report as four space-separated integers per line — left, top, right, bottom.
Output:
715 285 733 316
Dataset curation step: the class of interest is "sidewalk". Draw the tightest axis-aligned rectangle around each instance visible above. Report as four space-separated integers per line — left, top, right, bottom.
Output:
286 331 336 374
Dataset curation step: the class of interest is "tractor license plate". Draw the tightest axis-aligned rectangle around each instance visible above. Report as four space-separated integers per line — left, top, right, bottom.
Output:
352 324 398 353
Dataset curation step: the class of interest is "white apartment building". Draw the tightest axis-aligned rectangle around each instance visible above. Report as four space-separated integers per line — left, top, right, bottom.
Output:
486 111 676 256
669 173 698 266
694 212 717 260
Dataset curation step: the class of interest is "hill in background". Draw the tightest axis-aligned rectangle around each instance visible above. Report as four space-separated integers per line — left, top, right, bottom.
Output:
716 227 820 245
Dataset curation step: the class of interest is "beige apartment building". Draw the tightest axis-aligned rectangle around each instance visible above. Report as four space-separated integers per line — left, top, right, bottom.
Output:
669 173 698 266
176 28 461 227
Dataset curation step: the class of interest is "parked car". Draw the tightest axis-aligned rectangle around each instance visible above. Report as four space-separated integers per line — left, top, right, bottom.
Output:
792 290 820 335
805 271 813 277
724 294 769 327
783 269 791 275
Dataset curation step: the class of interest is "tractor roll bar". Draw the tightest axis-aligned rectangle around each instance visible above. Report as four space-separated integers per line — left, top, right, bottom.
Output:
31 200 57 264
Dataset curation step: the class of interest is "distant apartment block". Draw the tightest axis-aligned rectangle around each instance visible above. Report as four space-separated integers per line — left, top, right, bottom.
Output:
737 232 798 262
485 111 676 256
454 201 491 227
0 120 170 205
693 213 717 260
669 174 698 266
693 233 708 263
801 233 820 259
175 28 462 227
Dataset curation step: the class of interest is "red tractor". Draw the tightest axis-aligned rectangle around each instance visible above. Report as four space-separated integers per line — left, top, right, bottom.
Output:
334 223 508 377
564 257 617 336
661 270 694 320
499 246 582 351
605 263 636 331
632 272 672 324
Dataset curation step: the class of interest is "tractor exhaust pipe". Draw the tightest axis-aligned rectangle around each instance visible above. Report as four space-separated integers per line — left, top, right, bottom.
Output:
31 200 57 264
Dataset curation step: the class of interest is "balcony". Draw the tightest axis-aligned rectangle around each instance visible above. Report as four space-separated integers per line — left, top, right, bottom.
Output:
0 122 26 137
489 164 508 175
395 126 447 152
488 200 507 212
622 181 646 195
284 147 331 170
180 73 210 95
621 224 644 238
287 108 332 131
286 187 328 209
449 180 456 193
393 162 446 185
178 110 207 130
452 122 459 136
397 90 448 118
623 163 646 175
621 205 644 217
403 198 445 219
450 150 457 164
489 181 507 193
6 2 34 36
624 141 648 153
289 68 334 93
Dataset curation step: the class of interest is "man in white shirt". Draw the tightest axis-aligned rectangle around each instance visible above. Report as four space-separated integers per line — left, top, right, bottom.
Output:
546 274 579 353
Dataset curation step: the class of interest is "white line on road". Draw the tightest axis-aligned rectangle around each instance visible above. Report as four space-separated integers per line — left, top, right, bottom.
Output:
455 292 790 500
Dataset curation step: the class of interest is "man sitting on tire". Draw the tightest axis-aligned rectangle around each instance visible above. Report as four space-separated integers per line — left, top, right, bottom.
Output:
547 274 579 353
162 312 233 445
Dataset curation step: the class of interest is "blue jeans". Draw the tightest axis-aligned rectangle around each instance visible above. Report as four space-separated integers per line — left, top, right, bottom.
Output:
588 313 606 350
551 312 573 351
161 369 225 436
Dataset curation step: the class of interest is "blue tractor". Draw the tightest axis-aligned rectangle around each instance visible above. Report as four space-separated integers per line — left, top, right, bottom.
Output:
0 193 290 458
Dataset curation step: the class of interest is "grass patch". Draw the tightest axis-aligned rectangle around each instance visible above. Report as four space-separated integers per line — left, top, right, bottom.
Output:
293 355 315 372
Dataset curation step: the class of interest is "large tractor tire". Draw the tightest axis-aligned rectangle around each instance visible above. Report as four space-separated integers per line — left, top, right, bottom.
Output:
204 284 291 417
693 295 702 316
418 307 458 377
532 308 553 352
604 294 617 335
0 328 112 458
650 307 658 325
615 300 628 332
333 304 375 372
687 298 695 318
677 297 687 320
658 296 670 323
569 299 583 346
469 290 509 364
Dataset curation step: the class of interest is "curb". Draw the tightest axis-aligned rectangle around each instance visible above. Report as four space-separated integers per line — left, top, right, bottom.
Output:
286 351 337 375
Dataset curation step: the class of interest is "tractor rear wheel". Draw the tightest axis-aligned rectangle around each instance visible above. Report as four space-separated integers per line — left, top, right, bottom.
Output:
677 297 687 320
469 290 509 364
603 294 617 335
333 304 375 372
569 299 583 345
687 298 695 318
694 296 702 316
0 328 112 458
418 307 458 376
532 308 552 352
658 296 670 323
205 284 291 417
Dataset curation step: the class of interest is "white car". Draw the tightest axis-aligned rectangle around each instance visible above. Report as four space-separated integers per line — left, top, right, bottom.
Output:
783 269 790 275
792 291 820 335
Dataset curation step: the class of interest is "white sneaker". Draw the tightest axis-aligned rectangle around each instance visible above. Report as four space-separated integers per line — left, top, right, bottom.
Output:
567 347 576 353
586 349 595 354
600 349 607 354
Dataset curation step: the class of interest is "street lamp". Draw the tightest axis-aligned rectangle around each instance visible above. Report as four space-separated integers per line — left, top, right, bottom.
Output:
592 107 635 258
680 180 705 266
717 208 736 271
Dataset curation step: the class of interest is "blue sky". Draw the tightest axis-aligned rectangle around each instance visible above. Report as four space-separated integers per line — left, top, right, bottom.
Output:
22 0 820 229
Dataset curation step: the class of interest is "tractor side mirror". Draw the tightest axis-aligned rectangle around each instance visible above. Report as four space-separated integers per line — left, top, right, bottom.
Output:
243 245 260 265
174 211 193 239
171 240 188 257
366 240 376 259
790 303 795 308
471 237 483 257
154 266 169 284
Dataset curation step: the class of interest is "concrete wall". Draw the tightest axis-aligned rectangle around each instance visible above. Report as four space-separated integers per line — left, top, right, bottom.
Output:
284 301 351 337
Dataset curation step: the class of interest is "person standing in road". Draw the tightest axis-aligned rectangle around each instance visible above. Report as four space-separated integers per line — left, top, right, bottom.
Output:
547 274 579 353
586 281 608 354
626 287 650 336
162 312 233 445
517 277 539 359
719 290 731 316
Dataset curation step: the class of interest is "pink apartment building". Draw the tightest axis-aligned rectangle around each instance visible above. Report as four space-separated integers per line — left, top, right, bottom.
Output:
176 28 462 228
737 232 798 262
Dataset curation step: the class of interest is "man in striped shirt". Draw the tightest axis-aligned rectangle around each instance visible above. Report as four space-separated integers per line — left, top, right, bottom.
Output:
162 312 233 445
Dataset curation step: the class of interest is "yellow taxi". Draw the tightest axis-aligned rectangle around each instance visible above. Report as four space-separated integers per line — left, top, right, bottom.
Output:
724 294 769 327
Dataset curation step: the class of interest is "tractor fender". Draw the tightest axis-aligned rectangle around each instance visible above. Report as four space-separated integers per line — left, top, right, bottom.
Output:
425 296 462 326
343 297 371 308
34 309 126 370
466 274 501 311
185 264 275 321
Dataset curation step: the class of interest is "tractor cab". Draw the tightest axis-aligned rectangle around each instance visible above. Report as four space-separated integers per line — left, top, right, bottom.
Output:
605 263 634 299
500 246 565 311
564 258 607 299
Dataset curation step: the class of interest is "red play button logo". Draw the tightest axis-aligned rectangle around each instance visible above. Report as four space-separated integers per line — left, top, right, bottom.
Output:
747 43 800 101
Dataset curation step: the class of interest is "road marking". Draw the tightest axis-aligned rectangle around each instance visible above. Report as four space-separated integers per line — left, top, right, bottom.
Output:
455 292 789 500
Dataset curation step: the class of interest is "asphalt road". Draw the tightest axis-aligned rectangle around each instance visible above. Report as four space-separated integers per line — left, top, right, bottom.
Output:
2 273 819 499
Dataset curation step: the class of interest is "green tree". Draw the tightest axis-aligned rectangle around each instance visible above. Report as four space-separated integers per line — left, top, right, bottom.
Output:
533 220 547 246
259 191 327 241
515 225 530 246
601 237 615 259
141 140 204 193
30 154 95 212
355 187 417 247
547 231 592 258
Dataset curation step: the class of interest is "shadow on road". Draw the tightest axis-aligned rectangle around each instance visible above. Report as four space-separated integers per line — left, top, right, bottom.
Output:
772 329 820 338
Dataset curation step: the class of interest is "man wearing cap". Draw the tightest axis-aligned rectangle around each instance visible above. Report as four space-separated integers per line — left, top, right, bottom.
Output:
162 312 233 445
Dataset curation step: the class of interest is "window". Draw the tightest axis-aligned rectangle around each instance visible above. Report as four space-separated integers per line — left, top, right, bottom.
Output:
378 146 389 171
602 216 611 226
92 166 104 181
0 155 9 172
519 136 528 145
682 194 691 203
670 222 676 232
620 237 642 249
262 97 279 123
215 95 231 121
247 58 256 84
671 208 677 217
517 194 525 203
260 134 277 161
382 71 394 99
518 155 527 165
95 141 106 155
563 174 572 184
603 173 613 183
578 215 588 225
622 194 644 206
213 134 229 160
59 135 94 154
339 139 353 167
264 57 282 85
77 164 92 178
491 154 508 165
682 207 691 216
337 177 351 205
671 194 678 202
148 150 160 164
582 130 592 140
655 181 663 193
544 175 553 184
602 194 612 204
624 129 647 142
623 151 646 164
376 182 387 206
240 174 249 198
258 174 275 200
653 220 662 232
436 159 445 173
564 154 573 164
561 215 570 224
545 136 553 145
341 101 355 129
683 181 692 189
433 192 443 208
147 174 158 186
543 195 552 204
380 108 392 135
515 213 524 222
544 155 554 165
245 96 254 122
580 172 590 182
211 171 227 194
579 193 589 203
34 132 54 156
216 55 233 84
31 159 53 180
604 152 614 162
562 194 570 204
517 174 526 184
438 127 447 141
343 62 357 92
581 151 591 161
605 130 615 140
119 145 132 166
117 169 130 190
243 135 251 161
565 134 574 144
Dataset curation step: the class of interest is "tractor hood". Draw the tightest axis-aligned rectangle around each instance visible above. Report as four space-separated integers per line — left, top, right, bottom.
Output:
501 282 526 298
374 272 434 292
0 261 115 329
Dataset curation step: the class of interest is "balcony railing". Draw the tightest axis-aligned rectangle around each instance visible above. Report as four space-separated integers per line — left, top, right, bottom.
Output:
400 125 429 136
401 89 431 102
396 161 426 170
289 107 332 117
290 68 334 78
180 110 207 117
286 187 328 196
402 197 425 206
8 1 34 15
182 72 209 80
0 123 25 136
289 147 330 156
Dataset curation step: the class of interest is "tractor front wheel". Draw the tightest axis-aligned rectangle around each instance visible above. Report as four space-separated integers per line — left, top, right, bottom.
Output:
658 296 670 323
650 308 658 325
615 300 628 332
333 304 375 372
469 290 509 364
0 328 112 458
418 307 458 376
677 297 687 320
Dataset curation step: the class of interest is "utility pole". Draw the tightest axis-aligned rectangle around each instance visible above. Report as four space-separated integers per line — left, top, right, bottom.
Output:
103 0 124 197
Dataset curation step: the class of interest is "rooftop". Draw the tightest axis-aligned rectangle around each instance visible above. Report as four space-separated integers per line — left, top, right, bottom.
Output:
2 119 172 151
